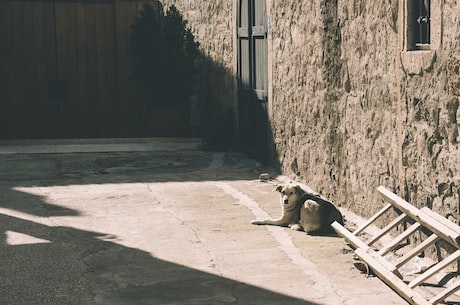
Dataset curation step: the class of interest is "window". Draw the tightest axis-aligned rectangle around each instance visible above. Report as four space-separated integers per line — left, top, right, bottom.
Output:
407 0 431 50
401 0 438 73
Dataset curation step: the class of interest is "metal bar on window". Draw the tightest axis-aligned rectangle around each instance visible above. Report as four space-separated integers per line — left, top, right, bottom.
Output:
415 0 430 48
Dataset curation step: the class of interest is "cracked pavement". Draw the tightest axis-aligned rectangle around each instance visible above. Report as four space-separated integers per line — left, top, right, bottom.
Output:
0 138 407 304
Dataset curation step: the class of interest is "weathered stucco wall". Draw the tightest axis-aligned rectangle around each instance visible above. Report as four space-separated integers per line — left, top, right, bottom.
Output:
269 0 460 220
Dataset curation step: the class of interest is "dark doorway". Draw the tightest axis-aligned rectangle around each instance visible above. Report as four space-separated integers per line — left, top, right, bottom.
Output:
237 0 269 162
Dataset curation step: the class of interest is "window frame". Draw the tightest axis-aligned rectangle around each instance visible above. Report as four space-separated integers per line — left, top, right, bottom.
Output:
407 0 431 51
400 0 439 73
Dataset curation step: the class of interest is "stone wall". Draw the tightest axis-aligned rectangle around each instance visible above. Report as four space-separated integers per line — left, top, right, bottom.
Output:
153 0 459 221
269 0 396 217
400 0 460 220
269 0 460 220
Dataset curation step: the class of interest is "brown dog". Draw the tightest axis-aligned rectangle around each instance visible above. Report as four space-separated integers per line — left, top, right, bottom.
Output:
251 183 344 234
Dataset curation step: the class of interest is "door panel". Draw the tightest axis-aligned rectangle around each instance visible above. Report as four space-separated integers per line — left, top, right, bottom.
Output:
55 1 118 138
0 1 58 139
237 0 268 161
0 0 118 139
55 2 79 137
253 38 267 99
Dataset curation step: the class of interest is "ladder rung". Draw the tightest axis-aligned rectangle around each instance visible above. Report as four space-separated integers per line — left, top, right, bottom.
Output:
366 213 407 246
395 234 440 269
429 280 460 304
378 222 421 256
353 203 393 236
408 250 460 288
378 186 460 248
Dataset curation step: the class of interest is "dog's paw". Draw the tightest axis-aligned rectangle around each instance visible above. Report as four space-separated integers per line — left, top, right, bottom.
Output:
251 220 263 225
289 224 303 231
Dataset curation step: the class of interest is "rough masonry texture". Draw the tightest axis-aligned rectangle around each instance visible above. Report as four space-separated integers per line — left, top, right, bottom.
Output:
269 0 400 217
269 0 460 221
158 0 459 222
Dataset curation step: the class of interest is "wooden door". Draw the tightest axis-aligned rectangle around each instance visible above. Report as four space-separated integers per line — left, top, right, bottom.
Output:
0 0 119 139
237 0 269 161
0 1 59 139
54 1 118 138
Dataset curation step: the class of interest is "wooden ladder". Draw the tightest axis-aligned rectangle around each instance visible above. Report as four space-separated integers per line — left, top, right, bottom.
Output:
332 186 460 305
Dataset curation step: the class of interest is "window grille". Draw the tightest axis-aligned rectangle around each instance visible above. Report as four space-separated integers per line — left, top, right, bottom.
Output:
411 0 430 49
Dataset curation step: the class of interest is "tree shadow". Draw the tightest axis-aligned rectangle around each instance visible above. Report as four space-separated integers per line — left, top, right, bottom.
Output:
0 204 321 305
0 137 319 305
0 187 80 217
197 53 281 168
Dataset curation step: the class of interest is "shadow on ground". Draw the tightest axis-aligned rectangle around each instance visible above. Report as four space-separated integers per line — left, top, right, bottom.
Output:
0 150 266 186
0 148 322 304
0 195 320 305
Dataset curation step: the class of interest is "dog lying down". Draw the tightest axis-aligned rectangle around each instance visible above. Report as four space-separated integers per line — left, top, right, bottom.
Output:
251 183 344 234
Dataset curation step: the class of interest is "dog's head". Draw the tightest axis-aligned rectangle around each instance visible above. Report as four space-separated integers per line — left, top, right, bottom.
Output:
275 183 304 208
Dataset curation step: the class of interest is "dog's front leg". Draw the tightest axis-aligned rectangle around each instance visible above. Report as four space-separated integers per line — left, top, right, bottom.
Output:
251 218 287 227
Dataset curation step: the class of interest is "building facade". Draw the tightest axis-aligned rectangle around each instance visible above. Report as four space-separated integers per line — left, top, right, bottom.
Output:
164 0 459 220
1 0 457 219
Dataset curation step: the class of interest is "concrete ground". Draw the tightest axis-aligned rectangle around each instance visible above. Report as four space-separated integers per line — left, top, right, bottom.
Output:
0 138 408 305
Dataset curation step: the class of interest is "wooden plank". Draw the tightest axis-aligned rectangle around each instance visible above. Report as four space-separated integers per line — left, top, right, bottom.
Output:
114 0 128 135
429 281 460 304
366 213 407 246
332 221 371 251
252 0 267 98
238 0 250 90
421 207 460 235
55 2 79 137
335 187 460 304
86 1 100 136
239 38 251 88
96 2 108 136
253 37 267 94
378 186 460 248
332 221 402 278
22 1 38 137
0 1 13 138
422 207 460 273
95 1 118 136
32 1 57 138
254 0 266 28
353 203 393 236
239 0 249 28
395 234 440 269
237 27 249 37
10 0 27 137
408 250 460 288
378 222 422 256
75 2 90 137
252 25 265 36
43 1 60 138
115 0 131 136
114 0 144 136
355 248 431 305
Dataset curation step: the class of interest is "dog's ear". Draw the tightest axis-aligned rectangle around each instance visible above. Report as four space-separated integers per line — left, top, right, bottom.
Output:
274 184 283 192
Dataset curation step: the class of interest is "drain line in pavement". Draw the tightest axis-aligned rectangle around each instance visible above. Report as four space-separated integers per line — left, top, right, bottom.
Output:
215 182 342 304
